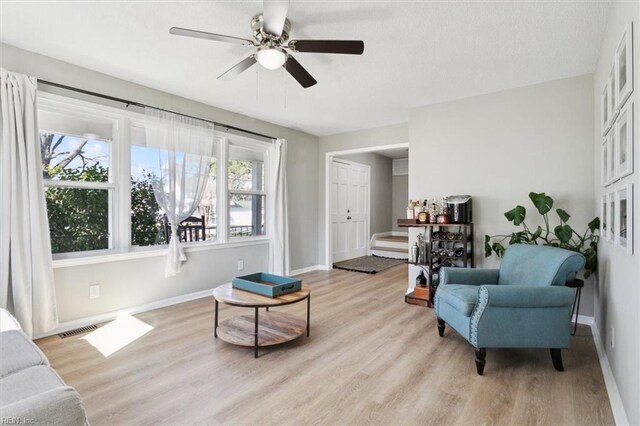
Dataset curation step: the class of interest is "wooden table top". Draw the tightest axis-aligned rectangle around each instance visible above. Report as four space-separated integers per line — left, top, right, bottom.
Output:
213 282 311 306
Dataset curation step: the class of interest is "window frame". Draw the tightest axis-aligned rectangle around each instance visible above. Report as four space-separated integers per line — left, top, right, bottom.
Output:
225 138 270 240
38 92 272 266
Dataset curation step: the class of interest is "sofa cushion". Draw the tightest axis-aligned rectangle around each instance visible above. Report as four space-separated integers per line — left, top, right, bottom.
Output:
436 284 479 316
0 366 67 406
0 331 49 378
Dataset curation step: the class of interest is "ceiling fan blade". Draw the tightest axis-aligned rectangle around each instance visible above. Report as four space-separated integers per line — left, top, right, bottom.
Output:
288 40 364 55
263 0 290 37
218 56 257 80
170 27 255 46
283 55 317 88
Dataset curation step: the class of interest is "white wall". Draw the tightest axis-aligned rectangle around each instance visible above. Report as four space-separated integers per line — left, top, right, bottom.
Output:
1 43 319 324
336 152 393 235
392 174 409 232
593 3 640 424
318 122 409 266
408 74 596 315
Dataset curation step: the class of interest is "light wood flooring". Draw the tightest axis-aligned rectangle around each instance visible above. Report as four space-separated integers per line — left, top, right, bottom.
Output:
36 265 614 425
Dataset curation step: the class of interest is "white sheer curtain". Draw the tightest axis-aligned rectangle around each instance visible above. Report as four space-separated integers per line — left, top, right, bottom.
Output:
144 108 217 277
268 138 289 275
0 68 58 337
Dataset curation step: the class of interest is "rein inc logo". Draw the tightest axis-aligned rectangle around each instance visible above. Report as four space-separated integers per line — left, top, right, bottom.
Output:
1 418 35 425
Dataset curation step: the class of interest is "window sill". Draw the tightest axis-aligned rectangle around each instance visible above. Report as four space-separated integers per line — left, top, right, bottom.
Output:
52 238 270 268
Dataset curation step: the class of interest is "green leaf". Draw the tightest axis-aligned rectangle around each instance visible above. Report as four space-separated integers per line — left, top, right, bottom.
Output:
557 208 570 223
504 205 526 226
554 224 573 244
509 231 528 244
531 226 543 241
588 217 600 233
484 235 492 257
529 192 553 215
492 242 506 257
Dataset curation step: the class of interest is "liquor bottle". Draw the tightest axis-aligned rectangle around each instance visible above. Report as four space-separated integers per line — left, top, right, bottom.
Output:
416 270 427 287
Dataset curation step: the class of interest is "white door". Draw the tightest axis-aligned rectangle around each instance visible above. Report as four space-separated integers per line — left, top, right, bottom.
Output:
331 160 370 262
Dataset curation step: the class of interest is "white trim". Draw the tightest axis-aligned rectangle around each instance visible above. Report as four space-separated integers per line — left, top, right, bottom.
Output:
324 142 408 269
590 321 630 425
290 265 322 276
33 288 215 340
52 238 269 268
576 314 594 326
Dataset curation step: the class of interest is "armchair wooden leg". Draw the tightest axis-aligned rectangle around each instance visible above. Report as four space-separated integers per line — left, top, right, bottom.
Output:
475 348 486 375
437 318 445 337
550 348 564 372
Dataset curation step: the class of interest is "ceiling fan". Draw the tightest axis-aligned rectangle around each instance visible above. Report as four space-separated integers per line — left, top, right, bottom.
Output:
169 0 364 88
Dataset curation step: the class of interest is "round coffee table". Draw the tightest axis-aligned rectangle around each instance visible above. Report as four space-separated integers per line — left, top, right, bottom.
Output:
213 283 311 358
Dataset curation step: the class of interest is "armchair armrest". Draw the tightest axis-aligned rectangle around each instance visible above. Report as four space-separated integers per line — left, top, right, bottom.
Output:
440 268 499 286
480 285 575 308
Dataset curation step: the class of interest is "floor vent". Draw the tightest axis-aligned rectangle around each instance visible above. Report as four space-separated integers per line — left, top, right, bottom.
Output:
58 325 98 338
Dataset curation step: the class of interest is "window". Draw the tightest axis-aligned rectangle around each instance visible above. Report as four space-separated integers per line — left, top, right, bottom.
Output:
228 143 266 238
130 135 218 246
38 94 271 259
39 107 117 254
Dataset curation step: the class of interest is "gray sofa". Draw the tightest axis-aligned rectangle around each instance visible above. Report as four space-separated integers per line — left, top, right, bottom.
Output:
0 309 88 425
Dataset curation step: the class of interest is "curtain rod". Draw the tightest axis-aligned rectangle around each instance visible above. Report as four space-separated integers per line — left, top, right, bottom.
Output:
37 79 276 142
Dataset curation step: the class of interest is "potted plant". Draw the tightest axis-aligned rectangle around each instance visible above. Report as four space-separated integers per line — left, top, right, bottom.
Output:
484 192 599 278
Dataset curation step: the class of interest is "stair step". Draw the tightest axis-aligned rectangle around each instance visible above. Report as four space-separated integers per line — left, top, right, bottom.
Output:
370 246 407 253
378 236 409 243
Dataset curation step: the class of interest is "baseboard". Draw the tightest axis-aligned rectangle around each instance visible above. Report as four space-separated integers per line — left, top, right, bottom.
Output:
34 288 214 340
290 265 321 276
577 314 594 325
590 321 630 425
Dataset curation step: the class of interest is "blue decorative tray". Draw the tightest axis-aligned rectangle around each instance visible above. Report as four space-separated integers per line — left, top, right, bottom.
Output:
232 272 301 298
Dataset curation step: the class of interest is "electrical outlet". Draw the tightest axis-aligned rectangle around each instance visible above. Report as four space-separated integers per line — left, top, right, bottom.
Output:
611 326 615 349
89 284 100 299
237 260 244 271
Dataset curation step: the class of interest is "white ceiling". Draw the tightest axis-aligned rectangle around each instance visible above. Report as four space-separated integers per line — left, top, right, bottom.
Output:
0 1 610 136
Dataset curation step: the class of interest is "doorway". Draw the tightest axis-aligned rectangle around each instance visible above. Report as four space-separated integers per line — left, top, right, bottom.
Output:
330 159 370 262
324 143 409 269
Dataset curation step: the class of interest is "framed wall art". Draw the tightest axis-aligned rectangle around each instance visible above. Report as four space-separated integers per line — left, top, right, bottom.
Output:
608 192 616 243
601 194 609 241
609 65 619 125
614 184 633 254
601 78 612 135
615 22 633 110
614 102 633 180
602 131 617 186
601 137 609 186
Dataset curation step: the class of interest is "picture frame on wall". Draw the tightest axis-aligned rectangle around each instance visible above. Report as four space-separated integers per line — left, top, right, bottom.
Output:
608 192 616 243
614 102 633 180
601 194 608 241
615 22 633 111
601 78 612 135
601 138 609 186
609 65 619 124
614 184 633 254
603 130 616 186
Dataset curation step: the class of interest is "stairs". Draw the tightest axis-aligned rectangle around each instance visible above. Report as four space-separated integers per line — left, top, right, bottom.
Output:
370 234 409 260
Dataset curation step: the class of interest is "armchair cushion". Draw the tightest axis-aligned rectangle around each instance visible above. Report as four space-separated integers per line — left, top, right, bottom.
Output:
436 285 479 316
440 268 499 286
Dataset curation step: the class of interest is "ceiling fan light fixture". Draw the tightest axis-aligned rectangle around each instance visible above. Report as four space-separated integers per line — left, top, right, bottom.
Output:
255 46 287 70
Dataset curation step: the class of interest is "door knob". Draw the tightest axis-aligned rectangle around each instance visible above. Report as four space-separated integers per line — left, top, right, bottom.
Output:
347 209 350 213
347 216 352 220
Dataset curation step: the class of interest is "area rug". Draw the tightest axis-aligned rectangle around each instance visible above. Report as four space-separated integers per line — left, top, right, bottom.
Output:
333 255 406 274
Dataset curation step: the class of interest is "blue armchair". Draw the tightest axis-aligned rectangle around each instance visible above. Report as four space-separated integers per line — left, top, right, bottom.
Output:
434 244 585 375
